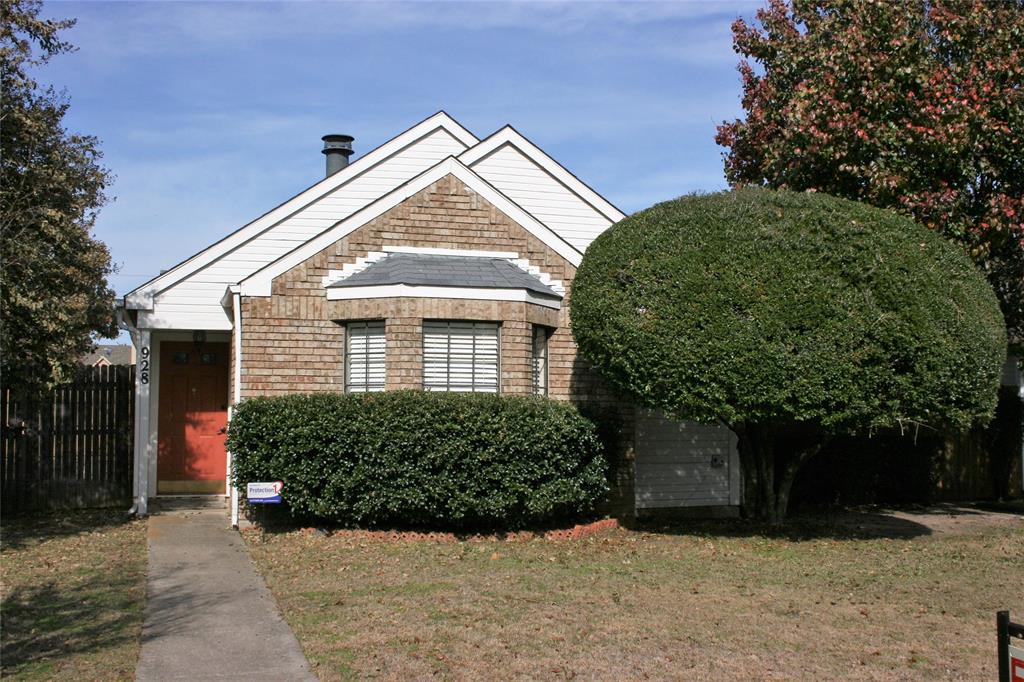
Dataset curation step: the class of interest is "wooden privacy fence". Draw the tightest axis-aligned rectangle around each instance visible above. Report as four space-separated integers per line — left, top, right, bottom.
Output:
1 365 135 512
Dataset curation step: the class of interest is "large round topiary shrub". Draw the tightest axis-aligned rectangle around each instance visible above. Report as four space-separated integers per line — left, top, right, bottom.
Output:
571 187 1006 522
228 391 608 529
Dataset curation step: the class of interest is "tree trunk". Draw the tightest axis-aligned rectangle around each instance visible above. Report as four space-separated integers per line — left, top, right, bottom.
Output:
736 423 826 524
736 426 760 519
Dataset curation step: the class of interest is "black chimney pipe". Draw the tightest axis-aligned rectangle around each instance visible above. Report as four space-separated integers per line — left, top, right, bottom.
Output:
322 134 354 176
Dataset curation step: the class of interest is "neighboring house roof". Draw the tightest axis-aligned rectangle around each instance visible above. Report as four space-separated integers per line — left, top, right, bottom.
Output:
81 344 134 366
326 253 562 300
123 111 623 331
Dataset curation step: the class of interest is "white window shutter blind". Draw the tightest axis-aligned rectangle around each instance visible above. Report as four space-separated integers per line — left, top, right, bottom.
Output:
532 325 550 396
346 321 386 392
423 321 499 393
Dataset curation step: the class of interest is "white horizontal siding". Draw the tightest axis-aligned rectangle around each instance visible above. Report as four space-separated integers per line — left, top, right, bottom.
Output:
148 128 468 329
138 308 232 331
469 143 612 252
634 412 739 510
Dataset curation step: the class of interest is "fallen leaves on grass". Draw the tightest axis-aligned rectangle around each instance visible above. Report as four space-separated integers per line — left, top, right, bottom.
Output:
1 511 148 681
247 512 1023 680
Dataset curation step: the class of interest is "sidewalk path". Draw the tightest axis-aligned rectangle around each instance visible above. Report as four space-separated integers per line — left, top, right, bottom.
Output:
136 509 316 681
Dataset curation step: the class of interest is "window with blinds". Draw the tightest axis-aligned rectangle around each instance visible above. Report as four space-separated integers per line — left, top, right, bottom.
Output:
346 320 386 392
532 326 551 396
422 321 500 393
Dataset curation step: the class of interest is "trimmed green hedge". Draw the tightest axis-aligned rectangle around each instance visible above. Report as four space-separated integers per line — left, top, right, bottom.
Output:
227 391 608 529
572 187 1006 434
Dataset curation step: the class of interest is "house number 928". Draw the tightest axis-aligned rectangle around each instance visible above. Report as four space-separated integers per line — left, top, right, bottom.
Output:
139 346 151 384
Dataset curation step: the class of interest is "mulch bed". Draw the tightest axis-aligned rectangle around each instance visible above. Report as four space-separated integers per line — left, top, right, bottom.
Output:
245 517 621 543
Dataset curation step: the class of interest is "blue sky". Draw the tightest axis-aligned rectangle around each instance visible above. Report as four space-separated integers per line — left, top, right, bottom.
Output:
41 0 760 298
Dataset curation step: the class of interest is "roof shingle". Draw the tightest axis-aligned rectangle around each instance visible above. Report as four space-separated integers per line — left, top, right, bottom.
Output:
326 253 561 299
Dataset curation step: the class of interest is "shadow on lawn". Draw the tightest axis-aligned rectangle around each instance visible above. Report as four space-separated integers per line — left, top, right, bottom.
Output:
623 508 937 541
0 570 140 674
958 499 1024 515
1 508 135 551
245 505 949 542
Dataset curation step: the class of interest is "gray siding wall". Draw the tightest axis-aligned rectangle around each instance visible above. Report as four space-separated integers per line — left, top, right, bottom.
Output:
634 411 740 509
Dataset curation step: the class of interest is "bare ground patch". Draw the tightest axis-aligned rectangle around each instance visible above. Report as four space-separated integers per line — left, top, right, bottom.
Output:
246 508 1023 680
760 503 1024 541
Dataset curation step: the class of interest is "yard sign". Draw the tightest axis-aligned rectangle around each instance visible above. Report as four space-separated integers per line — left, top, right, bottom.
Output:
998 611 1024 682
247 481 283 504
1013 648 1024 682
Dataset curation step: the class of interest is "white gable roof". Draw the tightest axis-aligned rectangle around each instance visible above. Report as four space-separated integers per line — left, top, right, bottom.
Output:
238 156 582 297
461 126 625 254
125 112 477 310
125 113 623 331
460 126 625 221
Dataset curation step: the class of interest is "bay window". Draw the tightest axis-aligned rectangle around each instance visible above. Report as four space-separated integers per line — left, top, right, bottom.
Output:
346 320 385 392
422 321 500 393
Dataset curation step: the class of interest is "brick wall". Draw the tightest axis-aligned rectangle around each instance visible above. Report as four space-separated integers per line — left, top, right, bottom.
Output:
240 174 616 402
238 173 635 510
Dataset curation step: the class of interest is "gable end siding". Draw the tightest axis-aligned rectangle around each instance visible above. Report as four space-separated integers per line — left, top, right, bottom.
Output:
468 142 614 253
145 128 469 330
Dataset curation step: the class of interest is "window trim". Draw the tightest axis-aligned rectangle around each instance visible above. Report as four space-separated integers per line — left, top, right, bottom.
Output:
345 319 386 393
421 320 501 394
531 325 552 396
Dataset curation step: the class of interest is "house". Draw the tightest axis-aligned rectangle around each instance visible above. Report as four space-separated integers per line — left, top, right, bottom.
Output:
119 112 741 522
81 344 136 367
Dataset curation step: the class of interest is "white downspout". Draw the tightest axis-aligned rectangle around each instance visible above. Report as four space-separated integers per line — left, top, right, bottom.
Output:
230 289 242 528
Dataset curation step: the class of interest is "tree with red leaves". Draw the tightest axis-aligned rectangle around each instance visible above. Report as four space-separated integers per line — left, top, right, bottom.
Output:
716 0 1023 345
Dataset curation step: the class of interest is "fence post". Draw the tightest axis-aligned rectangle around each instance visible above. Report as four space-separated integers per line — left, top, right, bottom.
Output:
1000 610 1011 682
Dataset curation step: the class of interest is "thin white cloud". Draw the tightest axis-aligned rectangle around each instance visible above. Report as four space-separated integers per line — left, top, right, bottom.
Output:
118 111 324 147
45 0 756 290
58 1 757 62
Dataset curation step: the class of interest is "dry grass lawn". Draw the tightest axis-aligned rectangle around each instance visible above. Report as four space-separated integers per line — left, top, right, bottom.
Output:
1 510 148 681
247 507 1023 681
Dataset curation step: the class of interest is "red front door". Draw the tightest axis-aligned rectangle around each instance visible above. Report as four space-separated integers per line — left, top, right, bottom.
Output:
158 341 229 494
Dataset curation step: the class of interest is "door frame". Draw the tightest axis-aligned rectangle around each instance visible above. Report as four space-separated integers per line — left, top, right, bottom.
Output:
146 330 232 496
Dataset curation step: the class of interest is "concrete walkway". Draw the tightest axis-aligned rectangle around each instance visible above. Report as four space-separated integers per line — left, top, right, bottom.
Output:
136 509 316 681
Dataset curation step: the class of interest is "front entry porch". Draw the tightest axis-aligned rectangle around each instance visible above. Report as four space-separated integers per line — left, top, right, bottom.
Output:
156 341 230 494
128 329 233 515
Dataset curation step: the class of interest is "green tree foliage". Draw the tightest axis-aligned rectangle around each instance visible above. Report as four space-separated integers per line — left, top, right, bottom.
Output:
1 0 116 395
571 188 1006 522
228 391 609 529
715 0 1024 344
